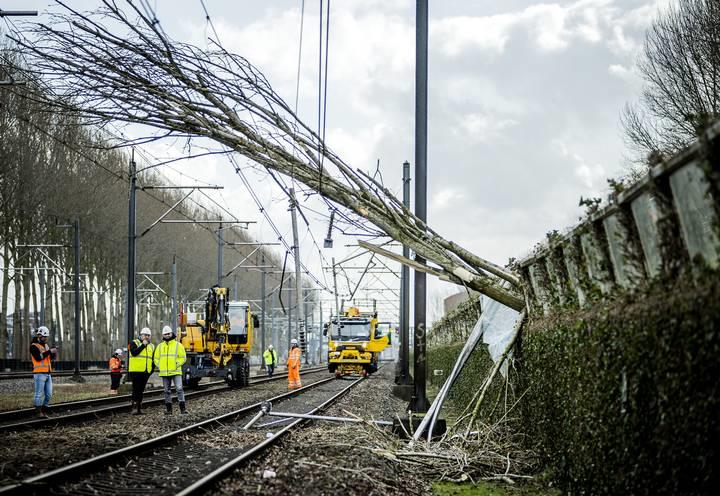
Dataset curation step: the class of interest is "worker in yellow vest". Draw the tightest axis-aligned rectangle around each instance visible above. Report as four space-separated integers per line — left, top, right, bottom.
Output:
263 344 277 377
30 326 57 418
287 339 302 389
153 326 188 415
128 327 155 415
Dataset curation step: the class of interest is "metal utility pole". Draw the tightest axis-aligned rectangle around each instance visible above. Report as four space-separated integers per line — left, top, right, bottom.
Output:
72 219 82 381
260 252 267 369
287 286 293 352
217 222 224 286
302 287 309 364
126 152 137 346
411 0 430 413
0 9 38 16
319 300 324 363
38 269 46 327
398 161 412 386
289 188 306 354
271 287 279 351
171 255 178 332
332 257 341 340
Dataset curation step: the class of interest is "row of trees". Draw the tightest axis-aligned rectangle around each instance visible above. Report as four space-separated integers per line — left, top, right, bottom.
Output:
0 46 307 362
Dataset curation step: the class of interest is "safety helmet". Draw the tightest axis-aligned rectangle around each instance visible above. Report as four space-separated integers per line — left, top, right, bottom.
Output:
268 345 273 350
290 338 298 345
140 327 152 337
36 326 50 338
115 348 123 355
162 325 173 335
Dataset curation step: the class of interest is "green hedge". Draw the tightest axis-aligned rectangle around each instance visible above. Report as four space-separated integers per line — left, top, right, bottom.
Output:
520 273 720 495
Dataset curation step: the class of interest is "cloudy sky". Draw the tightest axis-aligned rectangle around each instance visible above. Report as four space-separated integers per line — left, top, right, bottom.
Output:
4 0 668 321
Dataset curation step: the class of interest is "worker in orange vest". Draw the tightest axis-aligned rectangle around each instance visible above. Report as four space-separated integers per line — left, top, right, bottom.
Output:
30 326 57 418
109 349 123 395
287 338 302 389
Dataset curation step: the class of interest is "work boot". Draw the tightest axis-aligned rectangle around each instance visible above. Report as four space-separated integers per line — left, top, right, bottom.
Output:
35 406 48 419
165 402 172 415
41 405 51 417
179 401 188 415
131 401 142 415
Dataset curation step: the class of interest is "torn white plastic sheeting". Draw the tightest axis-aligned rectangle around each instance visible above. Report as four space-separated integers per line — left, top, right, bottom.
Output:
481 294 521 378
413 295 522 442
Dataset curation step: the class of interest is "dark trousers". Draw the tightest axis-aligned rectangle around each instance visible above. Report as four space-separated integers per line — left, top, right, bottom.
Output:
266 364 275 377
129 372 151 402
110 372 122 390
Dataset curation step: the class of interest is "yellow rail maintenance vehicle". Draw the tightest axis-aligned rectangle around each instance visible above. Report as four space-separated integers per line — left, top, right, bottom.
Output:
179 285 258 388
323 306 390 377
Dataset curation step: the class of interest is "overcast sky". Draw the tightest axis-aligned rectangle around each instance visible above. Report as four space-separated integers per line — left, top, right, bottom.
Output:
4 0 668 322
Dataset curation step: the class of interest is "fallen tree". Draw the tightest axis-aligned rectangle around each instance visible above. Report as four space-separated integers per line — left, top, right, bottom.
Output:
9 0 524 310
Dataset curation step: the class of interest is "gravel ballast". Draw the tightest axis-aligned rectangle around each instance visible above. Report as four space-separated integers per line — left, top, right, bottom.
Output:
0 369 330 485
216 365 429 496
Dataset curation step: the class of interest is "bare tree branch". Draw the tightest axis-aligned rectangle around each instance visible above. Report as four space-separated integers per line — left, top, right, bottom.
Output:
9 0 524 309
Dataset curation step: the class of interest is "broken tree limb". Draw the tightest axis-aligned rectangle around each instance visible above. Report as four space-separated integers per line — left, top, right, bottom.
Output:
412 303 487 443
464 310 527 438
358 241 525 311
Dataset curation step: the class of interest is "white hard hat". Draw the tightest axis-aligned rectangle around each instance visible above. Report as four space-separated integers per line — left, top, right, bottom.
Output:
115 348 123 355
140 327 152 336
290 339 298 345
268 345 273 350
36 326 50 337
162 325 173 335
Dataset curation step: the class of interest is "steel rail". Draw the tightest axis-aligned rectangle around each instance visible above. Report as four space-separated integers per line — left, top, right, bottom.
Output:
0 370 111 380
0 379 222 423
0 366 328 432
177 375 367 496
0 366 327 423
0 376 337 495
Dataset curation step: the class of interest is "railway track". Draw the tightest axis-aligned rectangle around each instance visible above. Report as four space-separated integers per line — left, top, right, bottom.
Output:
0 370 111 380
0 374 365 495
0 366 328 432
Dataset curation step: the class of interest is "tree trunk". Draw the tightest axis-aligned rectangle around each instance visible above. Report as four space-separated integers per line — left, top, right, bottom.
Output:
12 270 21 360
0 244 10 359
22 272 33 360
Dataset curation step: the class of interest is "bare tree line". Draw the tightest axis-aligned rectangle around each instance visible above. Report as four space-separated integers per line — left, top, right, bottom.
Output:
0 45 294 362
6 0 526 311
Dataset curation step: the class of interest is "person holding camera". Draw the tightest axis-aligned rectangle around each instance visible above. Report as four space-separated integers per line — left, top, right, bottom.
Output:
30 326 57 418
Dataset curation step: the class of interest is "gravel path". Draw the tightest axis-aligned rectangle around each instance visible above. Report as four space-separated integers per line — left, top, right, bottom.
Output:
215 366 430 496
0 369 330 485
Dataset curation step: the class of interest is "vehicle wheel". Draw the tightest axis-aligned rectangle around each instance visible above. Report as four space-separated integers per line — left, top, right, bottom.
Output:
243 362 250 387
236 362 248 387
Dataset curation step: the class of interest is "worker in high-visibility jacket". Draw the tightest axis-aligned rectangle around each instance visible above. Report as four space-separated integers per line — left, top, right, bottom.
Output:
128 327 155 415
153 326 188 415
108 349 123 395
287 339 302 389
30 326 57 418
263 345 277 377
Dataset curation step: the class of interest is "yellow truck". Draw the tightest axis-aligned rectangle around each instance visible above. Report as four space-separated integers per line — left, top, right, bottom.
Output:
324 306 390 377
179 285 257 388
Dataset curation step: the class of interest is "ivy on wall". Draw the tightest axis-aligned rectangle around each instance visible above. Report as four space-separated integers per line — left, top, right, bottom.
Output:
520 272 720 495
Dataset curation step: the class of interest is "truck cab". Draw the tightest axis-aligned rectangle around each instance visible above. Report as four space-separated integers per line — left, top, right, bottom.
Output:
325 306 390 377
